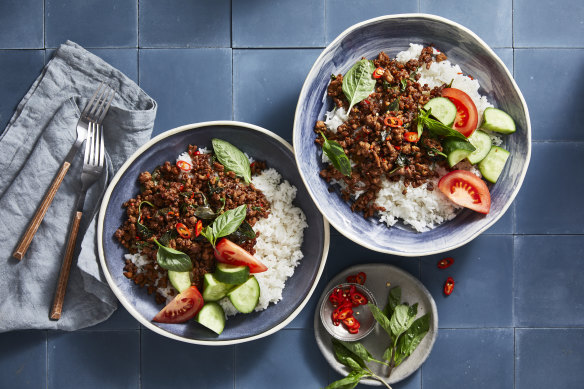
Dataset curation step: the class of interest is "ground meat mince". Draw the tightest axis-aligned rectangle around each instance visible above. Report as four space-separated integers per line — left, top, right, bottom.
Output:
315 47 450 219
115 145 270 304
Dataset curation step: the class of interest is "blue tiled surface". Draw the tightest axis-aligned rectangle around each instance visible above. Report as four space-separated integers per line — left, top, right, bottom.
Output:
515 48 584 141
515 142 584 234
420 0 513 48
1 1 583 388
232 0 325 48
422 329 514 389
0 0 44 49
139 48 232 135
516 329 584 389
421 235 513 328
233 48 322 142
514 236 584 327
47 331 140 389
141 330 234 389
514 0 584 47
45 0 138 48
0 331 46 389
139 0 231 48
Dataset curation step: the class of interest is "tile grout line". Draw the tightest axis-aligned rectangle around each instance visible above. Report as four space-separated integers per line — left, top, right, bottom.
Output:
233 344 237 389
513 328 517 389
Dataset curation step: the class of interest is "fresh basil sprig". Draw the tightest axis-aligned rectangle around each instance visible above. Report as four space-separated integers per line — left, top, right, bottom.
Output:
200 204 247 247
325 286 431 389
136 201 155 238
417 108 469 141
326 339 392 389
342 59 377 113
153 238 192 272
211 138 252 183
321 132 351 177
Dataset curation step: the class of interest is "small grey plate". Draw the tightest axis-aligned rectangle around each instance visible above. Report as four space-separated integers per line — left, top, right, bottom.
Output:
314 264 439 386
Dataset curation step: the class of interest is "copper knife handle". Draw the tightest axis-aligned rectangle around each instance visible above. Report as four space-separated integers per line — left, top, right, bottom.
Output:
13 161 72 260
49 210 82 320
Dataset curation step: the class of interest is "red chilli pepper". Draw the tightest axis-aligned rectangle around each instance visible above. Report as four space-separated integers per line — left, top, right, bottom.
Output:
394 145 401 150
350 291 368 306
355 272 366 285
179 184 185 191
437 257 455 269
384 116 403 127
373 67 385 79
443 277 455 296
176 160 192 171
336 306 353 321
195 220 203 237
404 132 419 143
176 223 192 239
346 275 357 283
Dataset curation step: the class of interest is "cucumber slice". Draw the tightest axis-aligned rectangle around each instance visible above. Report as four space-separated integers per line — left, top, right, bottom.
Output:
196 302 226 335
467 130 492 164
478 146 510 183
443 138 476 167
202 273 234 302
481 107 516 134
214 263 250 285
228 276 260 314
424 97 457 126
168 270 191 293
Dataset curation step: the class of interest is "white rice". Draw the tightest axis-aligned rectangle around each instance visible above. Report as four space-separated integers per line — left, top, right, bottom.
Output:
219 168 307 316
125 156 307 317
323 44 501 232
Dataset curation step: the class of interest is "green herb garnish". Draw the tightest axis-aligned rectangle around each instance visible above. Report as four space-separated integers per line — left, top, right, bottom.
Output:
417 108 469 141
321 132 351 177
325 286 431 389
153 238 192 272
200 204 247 247
212 138 252 183
342 59 377 113
400 78 407 92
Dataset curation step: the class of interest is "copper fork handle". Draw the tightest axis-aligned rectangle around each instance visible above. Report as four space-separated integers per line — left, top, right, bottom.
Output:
13 161 72 260
49 210 82 320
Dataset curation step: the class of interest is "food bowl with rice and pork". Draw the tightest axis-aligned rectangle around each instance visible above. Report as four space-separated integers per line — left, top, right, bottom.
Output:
98 121 329 345
293 14 530 256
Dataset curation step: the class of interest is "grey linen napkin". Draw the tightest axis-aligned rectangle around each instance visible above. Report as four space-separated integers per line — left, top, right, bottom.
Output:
0 41 157 331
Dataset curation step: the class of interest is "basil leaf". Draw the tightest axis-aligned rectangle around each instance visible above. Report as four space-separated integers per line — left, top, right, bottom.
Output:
419 109 468 141
200 226 215 246
394 313 430 367
325 370 368 389
321 132 351 177
400 79 407 91
154 239 192 272
382 346 394 362
332 338 367 369
229 221 256 244
389 305 412 338
212 205 247 240
368 302 393 340
212 138 252 183
136 222 152 238
193 205 216 220
158 229 178 246
387 98 399 112
383 286 401 318
337 340 375 363
342 59 377 113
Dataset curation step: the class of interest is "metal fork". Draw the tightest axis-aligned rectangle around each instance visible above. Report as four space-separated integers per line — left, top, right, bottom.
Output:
13 82 115 260
50 121 106 320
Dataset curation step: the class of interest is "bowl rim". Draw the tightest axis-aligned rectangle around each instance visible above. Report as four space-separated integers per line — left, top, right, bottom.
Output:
293 13 531 256
97 120 330 345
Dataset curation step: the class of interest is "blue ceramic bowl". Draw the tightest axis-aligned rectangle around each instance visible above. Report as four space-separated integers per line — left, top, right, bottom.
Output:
97 121 329 345
293 14 531 256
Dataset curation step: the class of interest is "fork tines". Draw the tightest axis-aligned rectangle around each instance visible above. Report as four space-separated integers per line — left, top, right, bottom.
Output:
82 82 115 125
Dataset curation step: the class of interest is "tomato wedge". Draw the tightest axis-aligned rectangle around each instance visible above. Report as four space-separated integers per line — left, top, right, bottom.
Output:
214 238 268 273
438 170 491 214
441 88 478 137
152 286 204 324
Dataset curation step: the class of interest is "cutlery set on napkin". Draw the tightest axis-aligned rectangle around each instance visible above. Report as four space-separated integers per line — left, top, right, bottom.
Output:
0 41 157 332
